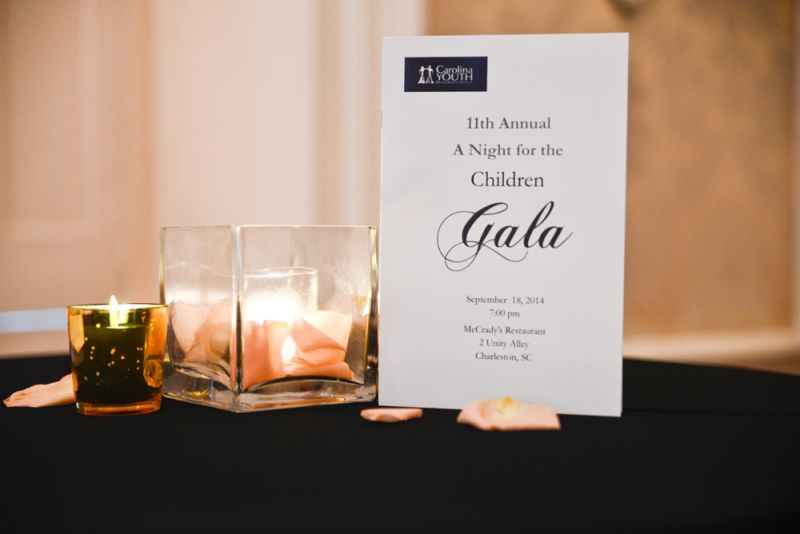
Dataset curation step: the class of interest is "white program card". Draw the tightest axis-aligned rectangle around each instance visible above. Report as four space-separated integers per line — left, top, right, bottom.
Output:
379 34 628 416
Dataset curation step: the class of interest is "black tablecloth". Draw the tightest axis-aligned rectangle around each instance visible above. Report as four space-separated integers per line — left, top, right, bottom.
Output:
2 355 799 533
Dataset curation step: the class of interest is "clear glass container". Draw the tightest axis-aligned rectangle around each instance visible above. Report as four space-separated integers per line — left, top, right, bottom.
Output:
160 225 377 412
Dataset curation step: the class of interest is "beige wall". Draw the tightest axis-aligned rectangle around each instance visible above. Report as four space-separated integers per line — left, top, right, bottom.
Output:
0 0 154 308
1 0 798 370
151 1 319 229
0 0 421 312
428 0 797 343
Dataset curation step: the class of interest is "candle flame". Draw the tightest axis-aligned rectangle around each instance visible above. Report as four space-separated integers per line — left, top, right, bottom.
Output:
109 294 124 328
250 297 300 324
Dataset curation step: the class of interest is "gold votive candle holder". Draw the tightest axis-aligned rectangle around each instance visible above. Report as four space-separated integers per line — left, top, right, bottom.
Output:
67 300 168 416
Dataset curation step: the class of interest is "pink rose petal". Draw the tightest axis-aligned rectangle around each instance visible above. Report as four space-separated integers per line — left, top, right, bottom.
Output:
291 347 346 367
170 301 211 353
172 301 232 362
241 321 288 389
3 374 75 408
290 311 352 351
284 361 353 380
361 407 423 423
457 397 560 431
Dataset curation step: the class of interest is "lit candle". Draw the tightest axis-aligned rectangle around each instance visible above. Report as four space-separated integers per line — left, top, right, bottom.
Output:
241 296 298 389
68 296 167 416
239 267 356 389
108 295 126 328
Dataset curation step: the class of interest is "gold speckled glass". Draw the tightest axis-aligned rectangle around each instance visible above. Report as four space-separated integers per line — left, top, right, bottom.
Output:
67 304 168 416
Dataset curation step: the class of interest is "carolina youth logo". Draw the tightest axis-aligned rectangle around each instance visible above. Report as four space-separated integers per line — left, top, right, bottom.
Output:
418 65 434 84
405 57 487 92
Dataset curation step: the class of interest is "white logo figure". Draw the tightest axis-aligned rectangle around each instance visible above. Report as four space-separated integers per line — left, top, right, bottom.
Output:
418 65 434 84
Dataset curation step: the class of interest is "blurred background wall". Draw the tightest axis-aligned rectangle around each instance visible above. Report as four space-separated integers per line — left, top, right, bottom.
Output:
0 0 798 373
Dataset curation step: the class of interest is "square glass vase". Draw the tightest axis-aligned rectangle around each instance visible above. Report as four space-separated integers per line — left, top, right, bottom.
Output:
160 225 377 412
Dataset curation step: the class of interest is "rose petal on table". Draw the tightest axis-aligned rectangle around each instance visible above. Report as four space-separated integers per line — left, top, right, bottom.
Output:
284 361 353 380
457 397 561 431
360 408 423 423
3 375 75 408
290 311 352 351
